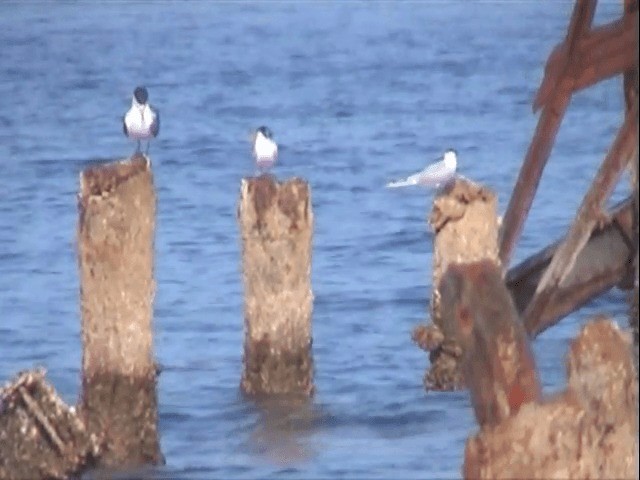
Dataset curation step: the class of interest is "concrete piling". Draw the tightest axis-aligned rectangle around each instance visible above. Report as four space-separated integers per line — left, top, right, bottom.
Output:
237 175 314 397
77 154 162 467
414 178 500 391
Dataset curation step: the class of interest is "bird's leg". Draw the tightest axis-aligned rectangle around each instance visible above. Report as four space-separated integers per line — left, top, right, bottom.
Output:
136 140 141 153
145 141 150 156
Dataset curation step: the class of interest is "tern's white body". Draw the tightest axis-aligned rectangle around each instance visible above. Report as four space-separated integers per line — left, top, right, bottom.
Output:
386 149 458 189
124 100 159 140
253 130 278 169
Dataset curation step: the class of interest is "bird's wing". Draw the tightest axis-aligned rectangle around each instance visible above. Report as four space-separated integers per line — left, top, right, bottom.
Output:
151 108 160 137
413 160 456 187
122 115 128 136
386 160 456 189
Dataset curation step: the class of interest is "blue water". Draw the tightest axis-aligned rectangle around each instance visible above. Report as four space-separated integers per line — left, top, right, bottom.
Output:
0 2 633 479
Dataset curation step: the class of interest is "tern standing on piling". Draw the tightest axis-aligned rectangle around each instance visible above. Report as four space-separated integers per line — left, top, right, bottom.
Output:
386 148 458 189
252 126 278 172
123 86 160 155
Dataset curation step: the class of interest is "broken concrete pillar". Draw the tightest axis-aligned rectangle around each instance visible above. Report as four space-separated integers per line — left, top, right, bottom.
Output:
0 369 100 480
439 260 541 427
237 175 314 397
414 178 500 391
463 317 638 479
77 154 163 467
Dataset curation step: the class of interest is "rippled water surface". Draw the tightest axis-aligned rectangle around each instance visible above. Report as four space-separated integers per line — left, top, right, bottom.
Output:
0 2 632 479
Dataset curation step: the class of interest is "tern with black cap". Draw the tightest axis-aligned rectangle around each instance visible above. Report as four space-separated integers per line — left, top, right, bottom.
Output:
123 86 160 155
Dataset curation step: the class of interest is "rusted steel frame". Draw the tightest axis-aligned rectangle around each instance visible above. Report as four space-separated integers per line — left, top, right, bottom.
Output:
498 96 571 268
538 15 637 100
523 103 639 334
506 197 634 337
533 0 598 112
499 0 597 268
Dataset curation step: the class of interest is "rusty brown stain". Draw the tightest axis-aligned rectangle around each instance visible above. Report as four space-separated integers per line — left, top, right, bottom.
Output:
81 156 148 199
249 175 277 231
278 178 308 232
78 157 150 249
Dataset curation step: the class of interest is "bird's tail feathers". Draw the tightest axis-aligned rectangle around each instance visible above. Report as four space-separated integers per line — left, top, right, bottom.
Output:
386 177 417 188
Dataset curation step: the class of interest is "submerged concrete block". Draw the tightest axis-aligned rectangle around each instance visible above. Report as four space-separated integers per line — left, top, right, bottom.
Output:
0 369 100 480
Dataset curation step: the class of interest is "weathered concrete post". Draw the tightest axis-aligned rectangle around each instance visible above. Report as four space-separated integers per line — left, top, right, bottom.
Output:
77 154 162 466
412 178 500 390
237 175 314 397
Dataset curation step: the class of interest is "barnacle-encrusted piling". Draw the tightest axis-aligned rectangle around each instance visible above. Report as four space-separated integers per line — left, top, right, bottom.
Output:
412 178 500 391
238 175 314 397
77 154 162 467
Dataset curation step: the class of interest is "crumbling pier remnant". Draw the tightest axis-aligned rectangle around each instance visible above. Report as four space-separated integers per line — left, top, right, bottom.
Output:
237 175 314 397
412 177 500 391
463 317 638 479
77 154 163 467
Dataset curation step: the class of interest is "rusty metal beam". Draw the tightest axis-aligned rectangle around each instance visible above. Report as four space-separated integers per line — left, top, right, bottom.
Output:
499 0 597 268
506 197 635 337
534 9 637 111
623 0 639 114
523 101 639 334
498 96 571 267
